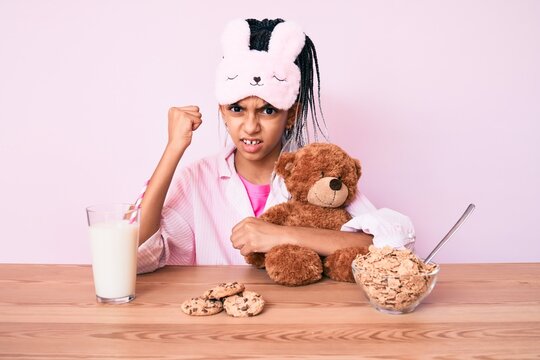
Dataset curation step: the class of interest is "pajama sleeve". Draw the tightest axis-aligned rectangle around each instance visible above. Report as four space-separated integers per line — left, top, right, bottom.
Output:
136 169 196 274
136 228 168 274
343 190 416 250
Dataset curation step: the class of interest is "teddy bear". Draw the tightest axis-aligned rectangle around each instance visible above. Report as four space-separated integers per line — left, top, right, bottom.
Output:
244 143 369 286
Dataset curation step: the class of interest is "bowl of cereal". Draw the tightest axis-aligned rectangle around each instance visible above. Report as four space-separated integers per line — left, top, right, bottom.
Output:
352 245 440 314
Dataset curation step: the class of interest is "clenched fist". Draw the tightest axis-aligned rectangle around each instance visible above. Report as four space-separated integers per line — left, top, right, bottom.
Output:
167 105 203 152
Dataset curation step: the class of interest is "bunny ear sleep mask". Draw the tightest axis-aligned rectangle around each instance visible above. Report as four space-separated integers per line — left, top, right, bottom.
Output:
215 19 306 110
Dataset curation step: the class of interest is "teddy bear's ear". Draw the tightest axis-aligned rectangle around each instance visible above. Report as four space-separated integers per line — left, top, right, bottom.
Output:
275 152 296 178
354 159 362 179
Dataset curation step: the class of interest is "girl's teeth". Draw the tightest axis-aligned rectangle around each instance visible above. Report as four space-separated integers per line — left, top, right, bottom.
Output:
243 139 260 145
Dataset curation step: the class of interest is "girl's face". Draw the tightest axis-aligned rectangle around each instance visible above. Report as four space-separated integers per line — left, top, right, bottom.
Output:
220 96 296 163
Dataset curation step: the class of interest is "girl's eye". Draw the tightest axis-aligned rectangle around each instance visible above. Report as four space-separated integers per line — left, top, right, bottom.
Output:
262 107 277 115
229 105 242 113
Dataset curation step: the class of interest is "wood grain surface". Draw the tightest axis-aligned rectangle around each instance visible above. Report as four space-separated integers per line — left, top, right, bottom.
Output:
0 263 539 359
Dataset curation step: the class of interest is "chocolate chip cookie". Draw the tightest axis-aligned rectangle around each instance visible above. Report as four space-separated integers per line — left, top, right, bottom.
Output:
203 281 245 300
223 291 265 317
181 297 223 316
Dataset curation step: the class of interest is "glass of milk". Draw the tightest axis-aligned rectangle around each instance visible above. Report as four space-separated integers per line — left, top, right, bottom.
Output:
86 203 139 304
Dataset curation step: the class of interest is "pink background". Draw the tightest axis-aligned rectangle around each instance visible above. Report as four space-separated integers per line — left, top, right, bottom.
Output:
1 1 539 264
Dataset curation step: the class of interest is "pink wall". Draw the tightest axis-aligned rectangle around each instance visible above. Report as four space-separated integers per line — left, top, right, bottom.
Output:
1 0 539 264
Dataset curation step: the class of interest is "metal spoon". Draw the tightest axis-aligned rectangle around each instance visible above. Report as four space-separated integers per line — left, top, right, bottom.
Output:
424 203 476 263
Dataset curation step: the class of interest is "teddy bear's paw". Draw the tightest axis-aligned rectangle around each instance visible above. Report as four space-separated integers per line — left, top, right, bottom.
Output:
245 252 266 269
324 246 368 282
265 244 323 286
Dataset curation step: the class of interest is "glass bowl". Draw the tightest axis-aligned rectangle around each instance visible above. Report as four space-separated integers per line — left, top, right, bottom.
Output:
352 260 440 314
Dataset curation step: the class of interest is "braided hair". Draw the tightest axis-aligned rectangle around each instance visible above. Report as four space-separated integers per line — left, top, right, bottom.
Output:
246 18 327 151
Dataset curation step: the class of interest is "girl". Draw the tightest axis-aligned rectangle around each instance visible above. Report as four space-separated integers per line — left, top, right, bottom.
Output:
137 18 414 274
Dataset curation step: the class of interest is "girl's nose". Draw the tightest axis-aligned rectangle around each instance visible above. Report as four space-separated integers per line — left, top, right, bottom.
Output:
243 112 261 134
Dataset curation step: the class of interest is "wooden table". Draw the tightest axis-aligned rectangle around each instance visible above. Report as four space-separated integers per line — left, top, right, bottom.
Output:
0 264 539 359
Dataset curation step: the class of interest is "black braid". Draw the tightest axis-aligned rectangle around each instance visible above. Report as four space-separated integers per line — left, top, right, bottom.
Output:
246 18 284 51
294 35 326 147
245 18 327 149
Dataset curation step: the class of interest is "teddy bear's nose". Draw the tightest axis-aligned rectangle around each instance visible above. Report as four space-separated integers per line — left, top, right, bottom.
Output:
253 76 261 83
329 178 342 191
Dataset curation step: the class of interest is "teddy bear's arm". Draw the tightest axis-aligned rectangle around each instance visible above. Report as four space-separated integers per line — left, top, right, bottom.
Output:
259 203 292 225
245 252 266 268
324 246 368 282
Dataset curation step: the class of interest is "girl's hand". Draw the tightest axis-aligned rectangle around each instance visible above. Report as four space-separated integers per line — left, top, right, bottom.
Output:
167 106 203 151
230 217 287 256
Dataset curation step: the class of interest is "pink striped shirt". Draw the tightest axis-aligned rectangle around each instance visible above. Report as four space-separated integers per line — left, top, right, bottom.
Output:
137 145 416 274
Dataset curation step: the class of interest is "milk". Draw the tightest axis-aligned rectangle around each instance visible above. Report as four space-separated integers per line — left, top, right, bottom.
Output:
89 220 139 300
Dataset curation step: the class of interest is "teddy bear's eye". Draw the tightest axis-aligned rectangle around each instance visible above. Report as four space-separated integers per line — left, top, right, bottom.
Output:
320 171 324 178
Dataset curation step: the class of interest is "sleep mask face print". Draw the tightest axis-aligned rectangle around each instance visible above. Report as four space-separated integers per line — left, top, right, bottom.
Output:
215 19 306 110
